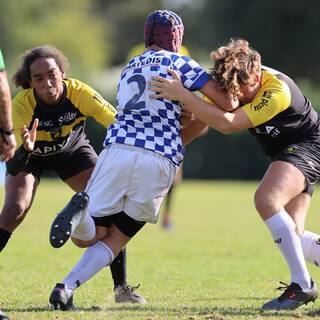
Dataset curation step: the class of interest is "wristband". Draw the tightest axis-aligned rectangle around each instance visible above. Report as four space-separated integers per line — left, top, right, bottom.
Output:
0 127 14 145
0 127 14 135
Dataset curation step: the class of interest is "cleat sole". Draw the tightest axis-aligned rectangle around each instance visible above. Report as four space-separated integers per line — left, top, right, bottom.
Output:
50 191 89 248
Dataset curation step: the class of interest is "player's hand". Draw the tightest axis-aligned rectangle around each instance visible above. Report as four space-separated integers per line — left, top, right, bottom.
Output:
0 133 17 162
149 68 186 101
21 118 38 151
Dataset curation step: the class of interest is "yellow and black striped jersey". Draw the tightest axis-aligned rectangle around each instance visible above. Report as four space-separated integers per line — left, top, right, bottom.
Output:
242 67 320 156
12 78 116 157
203 67 320 157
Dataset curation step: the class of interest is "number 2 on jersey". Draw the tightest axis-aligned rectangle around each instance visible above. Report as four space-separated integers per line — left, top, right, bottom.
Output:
124 74 146 110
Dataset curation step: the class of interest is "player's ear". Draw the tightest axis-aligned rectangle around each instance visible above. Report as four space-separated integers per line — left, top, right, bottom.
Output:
255 72 261 83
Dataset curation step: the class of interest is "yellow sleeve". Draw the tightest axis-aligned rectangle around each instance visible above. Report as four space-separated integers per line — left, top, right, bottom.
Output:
242 79 291 127
202 95 216 105
12 90 35 149
69 79 117 128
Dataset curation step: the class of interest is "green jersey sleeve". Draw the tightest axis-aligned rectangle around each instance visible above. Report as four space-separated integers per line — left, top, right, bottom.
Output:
0 50 5 71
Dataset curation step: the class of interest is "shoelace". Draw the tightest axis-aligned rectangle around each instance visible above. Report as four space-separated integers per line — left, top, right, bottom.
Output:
275 281 299 302
124 283 141 292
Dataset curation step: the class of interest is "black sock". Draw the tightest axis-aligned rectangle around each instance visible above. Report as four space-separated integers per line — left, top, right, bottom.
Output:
0 228 12 252
110 247 127 288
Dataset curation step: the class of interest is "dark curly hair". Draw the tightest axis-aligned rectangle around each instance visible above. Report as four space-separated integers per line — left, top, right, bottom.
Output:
13 45 69 89
209 39 261 99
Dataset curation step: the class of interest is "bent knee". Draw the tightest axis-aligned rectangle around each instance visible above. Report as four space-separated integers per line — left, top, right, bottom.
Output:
1 201 28 221
71 237 96 248
254 190 280 219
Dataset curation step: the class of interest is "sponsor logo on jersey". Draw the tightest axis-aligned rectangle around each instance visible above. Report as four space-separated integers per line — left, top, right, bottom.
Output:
93 94 117 115
252 97 269 111
285 144 297 153
124 57 162 73
39 120 54 128
263 91 273 99
58 112 77 124
274 238 282 244
251 91 272 111
50 127 62 140
254 126 280 137
32 134 72 156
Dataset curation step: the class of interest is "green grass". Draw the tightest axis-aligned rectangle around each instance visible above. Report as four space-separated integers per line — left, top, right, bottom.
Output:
1 179 320 320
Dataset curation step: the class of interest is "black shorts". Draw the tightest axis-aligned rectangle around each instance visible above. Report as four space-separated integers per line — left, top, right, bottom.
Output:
271 138 320 196
92 211 146 238
24 143 98 182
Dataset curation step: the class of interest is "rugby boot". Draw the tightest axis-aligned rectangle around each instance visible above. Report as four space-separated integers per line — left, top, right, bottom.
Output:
114 283 147 304
49 283 78 311
50 191 89 248
262 279 318 310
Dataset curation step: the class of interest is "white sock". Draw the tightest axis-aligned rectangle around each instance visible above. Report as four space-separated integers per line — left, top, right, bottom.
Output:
301 230 320 266
62 241 114 290
72 213 96 241
264 209 311 290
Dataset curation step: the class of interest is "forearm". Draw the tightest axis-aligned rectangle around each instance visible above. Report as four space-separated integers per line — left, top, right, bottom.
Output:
199 79 240 111
181 118 208 146
179 90 236 134
0 71 13 131
6 145 31 176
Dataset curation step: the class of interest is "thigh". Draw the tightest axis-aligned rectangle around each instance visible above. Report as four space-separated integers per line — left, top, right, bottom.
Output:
64 167 94 192
0 172 39 231
4 172 39 206
255 161 306 217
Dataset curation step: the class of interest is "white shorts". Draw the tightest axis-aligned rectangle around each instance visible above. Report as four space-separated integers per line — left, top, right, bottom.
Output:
85 143 176 223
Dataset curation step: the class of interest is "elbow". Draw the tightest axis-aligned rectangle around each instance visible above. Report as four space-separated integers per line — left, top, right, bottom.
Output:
213 123 237 135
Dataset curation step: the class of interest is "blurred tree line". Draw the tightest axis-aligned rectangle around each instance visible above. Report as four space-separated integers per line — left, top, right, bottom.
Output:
1 0 320 180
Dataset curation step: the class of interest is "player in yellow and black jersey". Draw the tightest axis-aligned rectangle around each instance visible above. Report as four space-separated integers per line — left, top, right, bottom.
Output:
149 39 320 311
0 45 146 304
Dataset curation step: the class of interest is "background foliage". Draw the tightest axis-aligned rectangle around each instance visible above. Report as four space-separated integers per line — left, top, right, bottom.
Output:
1 0 320 179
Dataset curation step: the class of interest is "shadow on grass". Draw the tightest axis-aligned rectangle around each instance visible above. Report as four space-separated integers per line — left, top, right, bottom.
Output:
2 304 319 319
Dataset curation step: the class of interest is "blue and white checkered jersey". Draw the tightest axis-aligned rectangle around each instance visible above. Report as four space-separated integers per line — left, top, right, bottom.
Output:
104 49 210 166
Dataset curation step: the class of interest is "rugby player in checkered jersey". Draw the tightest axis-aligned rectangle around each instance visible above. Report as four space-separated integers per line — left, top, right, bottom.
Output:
149 39 320 311
48 9 239 310
0 45 146 305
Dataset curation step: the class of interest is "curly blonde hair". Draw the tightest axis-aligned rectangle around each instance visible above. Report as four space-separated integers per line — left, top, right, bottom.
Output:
209 39 261 99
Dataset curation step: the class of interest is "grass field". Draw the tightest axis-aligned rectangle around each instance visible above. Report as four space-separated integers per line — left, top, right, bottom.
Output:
1 179 320 320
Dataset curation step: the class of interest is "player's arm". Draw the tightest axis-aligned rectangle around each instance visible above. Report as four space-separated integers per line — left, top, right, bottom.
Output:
78 84 117 128
199 79 240 111
0 70 16 161
149 69 253 133
181 117 208 146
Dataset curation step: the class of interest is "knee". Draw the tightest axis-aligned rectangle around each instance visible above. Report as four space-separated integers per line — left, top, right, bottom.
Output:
254 189 279 219
71 237 93 248
0 200 29 228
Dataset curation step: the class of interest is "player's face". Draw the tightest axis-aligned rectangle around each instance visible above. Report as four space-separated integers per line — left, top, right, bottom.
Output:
239 73 261 104
29 58 65 105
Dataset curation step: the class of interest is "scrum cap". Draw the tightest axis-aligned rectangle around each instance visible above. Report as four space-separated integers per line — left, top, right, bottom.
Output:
144 10 184 53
